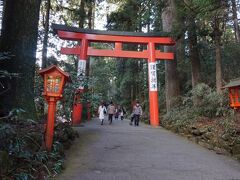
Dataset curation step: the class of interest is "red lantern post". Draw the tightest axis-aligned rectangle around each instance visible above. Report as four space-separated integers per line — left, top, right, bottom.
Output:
39 65 70 151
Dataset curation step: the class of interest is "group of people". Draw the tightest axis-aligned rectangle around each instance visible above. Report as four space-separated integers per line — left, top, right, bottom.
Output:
98 100 142 126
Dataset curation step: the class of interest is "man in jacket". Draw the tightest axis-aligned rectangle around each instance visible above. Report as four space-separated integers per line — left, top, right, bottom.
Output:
133 101 142 126
107 102 115 124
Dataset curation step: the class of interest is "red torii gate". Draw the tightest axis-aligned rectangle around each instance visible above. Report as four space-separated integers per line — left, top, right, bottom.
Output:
52 24 175 127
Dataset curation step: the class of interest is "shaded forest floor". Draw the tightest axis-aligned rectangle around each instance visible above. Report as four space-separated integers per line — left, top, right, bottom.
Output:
162 115 240 161
0 114 79 179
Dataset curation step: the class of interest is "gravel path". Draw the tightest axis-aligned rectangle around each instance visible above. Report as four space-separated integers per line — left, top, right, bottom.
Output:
56 118 240 180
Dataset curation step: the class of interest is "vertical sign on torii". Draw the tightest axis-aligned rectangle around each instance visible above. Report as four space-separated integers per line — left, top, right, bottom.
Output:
52 24 175 127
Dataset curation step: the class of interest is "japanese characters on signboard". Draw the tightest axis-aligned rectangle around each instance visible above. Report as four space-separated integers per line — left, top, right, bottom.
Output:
77 60 86 76
77 59 86 89
148 62 158 91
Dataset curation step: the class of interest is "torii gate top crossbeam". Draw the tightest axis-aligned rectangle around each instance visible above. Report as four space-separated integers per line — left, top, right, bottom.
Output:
52 24 175 60
52 24 173 40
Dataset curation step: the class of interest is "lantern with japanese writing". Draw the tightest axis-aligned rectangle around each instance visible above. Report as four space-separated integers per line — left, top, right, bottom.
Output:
40 65 70 99
39 65 70 151
223 78 240 110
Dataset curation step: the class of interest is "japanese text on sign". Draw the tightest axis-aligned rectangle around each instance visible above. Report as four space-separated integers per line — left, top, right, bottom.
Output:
77 59 86 89
148 62 158 91
77 60 86 76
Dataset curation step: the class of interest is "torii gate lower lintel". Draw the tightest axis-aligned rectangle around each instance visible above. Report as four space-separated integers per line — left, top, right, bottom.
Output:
52 24 175 127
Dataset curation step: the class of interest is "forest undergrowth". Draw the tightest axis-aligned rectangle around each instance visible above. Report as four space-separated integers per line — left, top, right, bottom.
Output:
162 83 240 160
0 109 78 179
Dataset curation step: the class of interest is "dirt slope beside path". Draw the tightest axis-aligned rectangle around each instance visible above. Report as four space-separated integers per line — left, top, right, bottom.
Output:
56 118 240 180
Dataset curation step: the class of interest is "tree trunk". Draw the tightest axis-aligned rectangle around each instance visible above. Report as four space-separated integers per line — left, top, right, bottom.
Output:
77 0 85 72
87 0 94 29
188 16 201 88
231 0 240 43
213 18 223 93
0 0 41 118
162 0 180 112
79 0 85 28
215 34 222 93
176 35 185 64
85 0 95 77
41 0 51 68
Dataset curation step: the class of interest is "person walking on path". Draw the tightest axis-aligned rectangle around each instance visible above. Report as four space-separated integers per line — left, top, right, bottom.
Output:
114 105 119 120
133 101 142 126
107 102 115 124
119 106 125 120
129 113 134 125
98 103 107 125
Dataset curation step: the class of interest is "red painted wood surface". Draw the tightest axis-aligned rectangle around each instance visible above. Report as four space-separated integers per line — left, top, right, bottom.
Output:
58 31 175 45
229 87 240 109
72 103 83 125
45 98 56 151
148 42 159 126
61 47 174 60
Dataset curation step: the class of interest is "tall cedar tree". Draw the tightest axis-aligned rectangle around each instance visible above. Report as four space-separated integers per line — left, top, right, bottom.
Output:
0 0 41 118
212 0 227 93
188 16 201 88
162 0 180 112
42 0 51 68
231 0 240 42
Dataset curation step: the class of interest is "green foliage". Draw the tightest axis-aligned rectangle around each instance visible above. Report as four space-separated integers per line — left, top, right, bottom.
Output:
54 122 78 149
163 99 198 127
107 0 160 32
0 52 18 100
191 83 211 98
191 83 230 118
106 0 140 31
163 83 231 127
90 57 117 101
0 109 78 179
222 42 240 80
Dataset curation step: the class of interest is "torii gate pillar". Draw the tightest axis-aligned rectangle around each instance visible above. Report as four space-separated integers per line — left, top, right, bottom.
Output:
148 42 159 126
52 24 175 127
72 39 88 125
